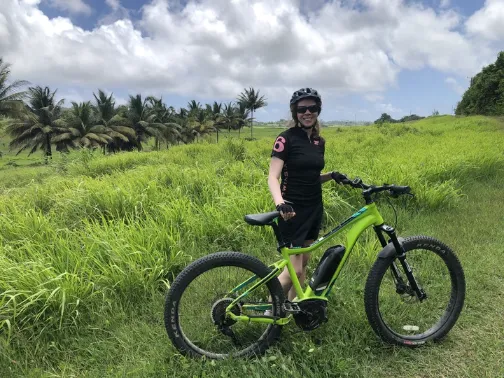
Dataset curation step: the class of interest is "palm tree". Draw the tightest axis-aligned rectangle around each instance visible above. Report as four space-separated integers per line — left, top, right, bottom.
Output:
0 58 29 118
183 108 216 143
51 101 116 152
127 94 169 151
92 89 136 153
116 104 129 118
206 101 225 142
147 96 182 149
171 107 190 144
7 86 64 162
237 87 267 139
93 89 116 122
187 100 202 116
221 102 236 134
234 101 251 137
177 107 188 120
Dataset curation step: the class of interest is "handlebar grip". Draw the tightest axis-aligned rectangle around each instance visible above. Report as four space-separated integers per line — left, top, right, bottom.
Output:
392 185 411 194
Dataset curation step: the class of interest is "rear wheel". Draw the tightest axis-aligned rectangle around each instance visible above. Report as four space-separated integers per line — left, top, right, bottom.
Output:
164 252 286 359
364 236 465 346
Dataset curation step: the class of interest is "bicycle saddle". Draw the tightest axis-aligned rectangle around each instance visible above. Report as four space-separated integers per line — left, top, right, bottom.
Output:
244 211 279 226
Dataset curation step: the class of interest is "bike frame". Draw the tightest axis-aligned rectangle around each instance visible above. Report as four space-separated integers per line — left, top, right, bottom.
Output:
226 201 390 325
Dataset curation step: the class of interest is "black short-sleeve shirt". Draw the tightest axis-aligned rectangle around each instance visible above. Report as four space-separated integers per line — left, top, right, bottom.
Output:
271 127 325 206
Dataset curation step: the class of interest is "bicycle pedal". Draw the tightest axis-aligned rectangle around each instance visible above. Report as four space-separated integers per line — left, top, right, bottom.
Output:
283 302 302 314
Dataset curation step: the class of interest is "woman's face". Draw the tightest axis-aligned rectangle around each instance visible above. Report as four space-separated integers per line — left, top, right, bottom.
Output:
296 98 318 128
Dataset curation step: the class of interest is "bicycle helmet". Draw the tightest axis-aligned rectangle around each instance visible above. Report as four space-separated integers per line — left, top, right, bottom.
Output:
290 88 322 106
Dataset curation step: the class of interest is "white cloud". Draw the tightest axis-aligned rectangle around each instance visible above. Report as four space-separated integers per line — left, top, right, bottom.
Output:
105 0 120 11
45 0 92 14
98 0 131 26
445 77 466 95
377 103 402 113
439 0 450 8
466 0 504 41
57 89 86 105
0 0 500 104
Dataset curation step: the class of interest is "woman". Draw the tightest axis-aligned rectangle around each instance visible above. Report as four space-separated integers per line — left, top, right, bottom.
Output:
268 88 346 301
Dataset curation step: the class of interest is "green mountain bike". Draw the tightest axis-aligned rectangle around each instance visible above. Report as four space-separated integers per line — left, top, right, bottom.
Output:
164 178 466 359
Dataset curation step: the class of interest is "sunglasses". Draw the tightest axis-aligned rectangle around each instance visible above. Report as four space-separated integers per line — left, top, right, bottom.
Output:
296 105 320 114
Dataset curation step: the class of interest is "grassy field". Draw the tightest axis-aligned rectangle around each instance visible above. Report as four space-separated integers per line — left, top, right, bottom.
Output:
0 116 503 377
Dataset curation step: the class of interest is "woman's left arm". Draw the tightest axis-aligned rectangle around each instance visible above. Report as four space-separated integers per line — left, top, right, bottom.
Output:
320 172 333 184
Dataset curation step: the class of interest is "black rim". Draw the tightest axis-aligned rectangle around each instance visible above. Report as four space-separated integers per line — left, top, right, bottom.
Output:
376 247 459 341
169 262 280 358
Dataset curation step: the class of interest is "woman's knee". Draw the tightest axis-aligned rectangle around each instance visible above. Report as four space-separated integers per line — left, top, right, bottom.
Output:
294 268 304 279
302 255 310 269
289 256 304 278
302 241 313 262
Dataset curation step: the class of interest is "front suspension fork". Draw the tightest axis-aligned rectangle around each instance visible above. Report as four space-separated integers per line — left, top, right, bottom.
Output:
374 225 427 301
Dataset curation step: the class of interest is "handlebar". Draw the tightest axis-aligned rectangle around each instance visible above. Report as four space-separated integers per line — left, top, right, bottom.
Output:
338 175 413 204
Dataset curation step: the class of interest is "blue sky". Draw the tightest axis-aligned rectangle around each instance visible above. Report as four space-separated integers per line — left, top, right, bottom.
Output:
37 0 487 31
2 0 503 122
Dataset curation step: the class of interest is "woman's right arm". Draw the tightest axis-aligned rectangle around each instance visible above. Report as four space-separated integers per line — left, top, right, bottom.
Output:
268 157 296 220
268 157 285 207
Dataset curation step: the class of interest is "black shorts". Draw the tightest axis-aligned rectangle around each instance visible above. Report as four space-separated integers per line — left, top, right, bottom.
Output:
278 202 323 247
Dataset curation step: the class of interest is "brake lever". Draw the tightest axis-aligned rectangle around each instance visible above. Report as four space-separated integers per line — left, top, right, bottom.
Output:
351 177 363 188
387 190 415 198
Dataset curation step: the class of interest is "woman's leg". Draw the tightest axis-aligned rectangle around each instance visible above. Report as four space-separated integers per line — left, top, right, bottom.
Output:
286 239 313 300
277 254 303 300
266 240 313 313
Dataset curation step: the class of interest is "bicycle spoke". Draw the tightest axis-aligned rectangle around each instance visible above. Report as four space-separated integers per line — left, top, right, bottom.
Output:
378 248 453 337
177 265 276 356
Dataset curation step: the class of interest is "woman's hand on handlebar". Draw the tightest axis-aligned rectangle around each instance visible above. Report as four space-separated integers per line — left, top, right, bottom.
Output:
331 171 350 185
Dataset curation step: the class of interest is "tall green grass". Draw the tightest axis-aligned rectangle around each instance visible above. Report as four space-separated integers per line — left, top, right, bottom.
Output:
0 115 503 375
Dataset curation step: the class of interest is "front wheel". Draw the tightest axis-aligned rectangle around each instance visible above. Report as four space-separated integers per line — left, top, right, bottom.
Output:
364 236 465 346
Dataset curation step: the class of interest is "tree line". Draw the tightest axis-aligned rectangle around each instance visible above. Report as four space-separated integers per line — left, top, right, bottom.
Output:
456 51 504 116
0 57 267 162
375 51 504 123
373 113 425 124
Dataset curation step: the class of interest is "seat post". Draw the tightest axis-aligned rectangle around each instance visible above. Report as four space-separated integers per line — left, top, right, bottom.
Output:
269 222 288 252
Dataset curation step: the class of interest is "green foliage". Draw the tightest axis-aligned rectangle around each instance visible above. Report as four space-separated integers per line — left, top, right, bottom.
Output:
1 57 270 156
400 114 424 122
456 51 504 115
237 87 267 139
6 86 64 161
53 101 114 151
223 137 247 161
0 116 503 376
374 113 425 124
93 89 116 122
374 113 395 124
0 57 29 119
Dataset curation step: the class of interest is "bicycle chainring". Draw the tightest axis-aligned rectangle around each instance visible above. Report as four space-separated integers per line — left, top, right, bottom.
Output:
293 299 328 331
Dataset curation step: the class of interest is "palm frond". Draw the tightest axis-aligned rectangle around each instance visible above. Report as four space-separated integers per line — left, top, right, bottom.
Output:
51 133 73 143
108 130 129 142
86 133 109 144
108 125 136 138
